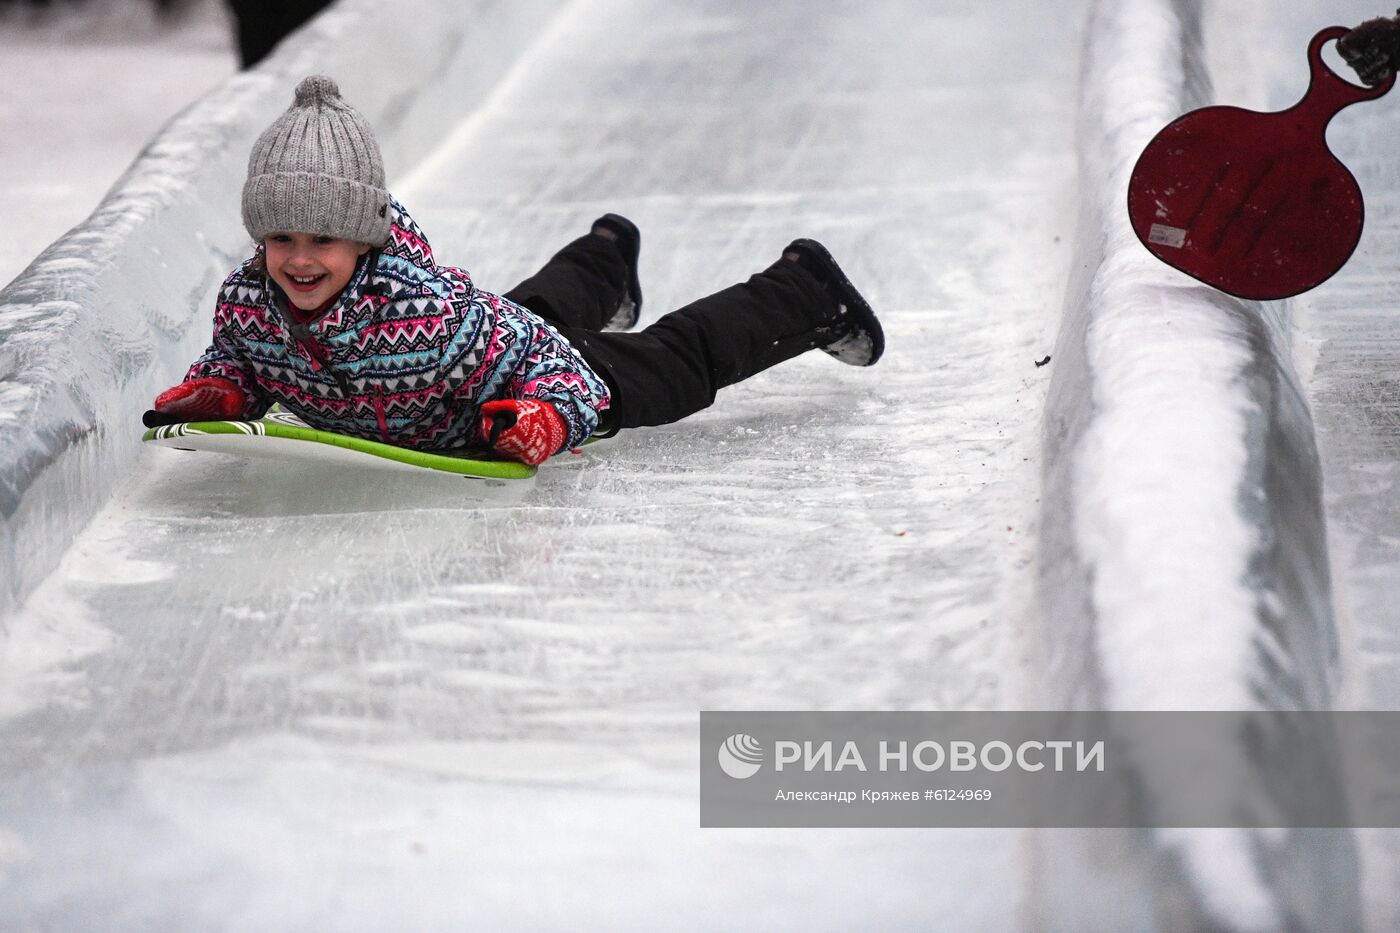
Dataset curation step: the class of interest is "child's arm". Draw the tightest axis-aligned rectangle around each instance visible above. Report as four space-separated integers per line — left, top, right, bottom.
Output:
152 337 269 422
153 275 272 421
479 399 567 466
179 333 268 419
495 322 610 453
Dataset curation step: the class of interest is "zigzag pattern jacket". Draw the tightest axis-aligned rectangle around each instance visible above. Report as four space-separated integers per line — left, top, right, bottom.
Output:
185 199 611 452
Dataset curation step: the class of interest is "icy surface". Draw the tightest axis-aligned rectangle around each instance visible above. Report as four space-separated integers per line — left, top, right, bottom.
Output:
4 0 1400 928
2 0 1075 927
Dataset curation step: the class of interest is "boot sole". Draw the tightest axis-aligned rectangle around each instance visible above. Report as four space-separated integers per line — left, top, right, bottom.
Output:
786 238 884 366
595 213 643 330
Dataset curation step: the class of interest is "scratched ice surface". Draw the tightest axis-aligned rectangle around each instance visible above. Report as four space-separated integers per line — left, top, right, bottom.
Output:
0 1 1076 928
8 0 1400 928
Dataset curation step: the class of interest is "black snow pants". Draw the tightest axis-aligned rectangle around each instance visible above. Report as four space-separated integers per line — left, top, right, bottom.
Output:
502 233 841 433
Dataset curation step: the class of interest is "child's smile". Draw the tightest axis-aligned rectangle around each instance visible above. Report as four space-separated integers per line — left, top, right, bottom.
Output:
264 232 370 312
288 272 326 290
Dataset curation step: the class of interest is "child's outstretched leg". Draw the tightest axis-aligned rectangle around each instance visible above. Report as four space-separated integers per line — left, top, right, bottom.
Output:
503 214 642 331
563 241 883 431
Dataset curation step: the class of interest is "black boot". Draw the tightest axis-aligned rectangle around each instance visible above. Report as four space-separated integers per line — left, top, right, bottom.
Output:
782 239 884 366
591 214 643 330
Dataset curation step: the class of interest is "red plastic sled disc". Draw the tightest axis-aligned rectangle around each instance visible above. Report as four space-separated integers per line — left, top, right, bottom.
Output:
1128 27 1394 301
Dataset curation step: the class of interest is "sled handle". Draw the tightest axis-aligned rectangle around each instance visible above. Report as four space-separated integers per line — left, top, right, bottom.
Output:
143 409 186 428
1301 26 1395 115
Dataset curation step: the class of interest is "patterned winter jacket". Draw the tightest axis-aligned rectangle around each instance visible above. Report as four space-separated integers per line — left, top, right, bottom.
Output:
185 199 611 452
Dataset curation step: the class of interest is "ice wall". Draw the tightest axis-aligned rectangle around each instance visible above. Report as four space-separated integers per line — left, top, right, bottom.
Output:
0 0 563 617
1036 0 1356 929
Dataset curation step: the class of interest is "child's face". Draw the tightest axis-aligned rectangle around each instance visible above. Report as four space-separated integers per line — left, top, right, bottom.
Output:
264 233 371 311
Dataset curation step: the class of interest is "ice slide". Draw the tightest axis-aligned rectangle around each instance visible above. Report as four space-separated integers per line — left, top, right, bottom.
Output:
1 0 1396 929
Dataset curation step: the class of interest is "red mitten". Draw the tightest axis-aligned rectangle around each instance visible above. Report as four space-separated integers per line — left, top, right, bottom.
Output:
152 377 247 421
479 399 567 466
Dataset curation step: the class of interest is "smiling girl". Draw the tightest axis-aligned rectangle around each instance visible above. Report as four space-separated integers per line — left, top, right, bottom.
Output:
151 76 883 465
265 232 368 309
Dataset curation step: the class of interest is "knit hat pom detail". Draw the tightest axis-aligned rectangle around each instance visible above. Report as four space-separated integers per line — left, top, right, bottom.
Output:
294 75 342 108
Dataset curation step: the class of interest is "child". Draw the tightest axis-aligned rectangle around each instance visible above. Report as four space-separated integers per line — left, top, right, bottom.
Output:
150 76 884 466
1338 10 1400 86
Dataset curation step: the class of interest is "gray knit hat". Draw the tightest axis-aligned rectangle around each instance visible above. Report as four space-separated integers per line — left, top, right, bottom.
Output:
241 75 391 246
